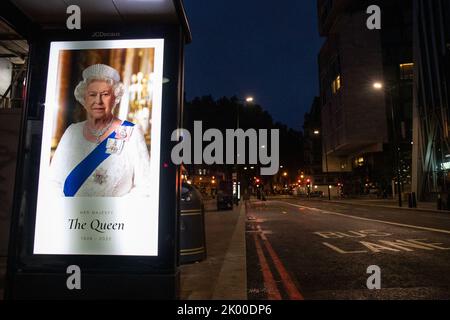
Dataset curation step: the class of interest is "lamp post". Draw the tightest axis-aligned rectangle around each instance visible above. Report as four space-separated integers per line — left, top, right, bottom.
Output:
325 150 331 201
234 96 254 204
314 130 331 200
373 82 402 207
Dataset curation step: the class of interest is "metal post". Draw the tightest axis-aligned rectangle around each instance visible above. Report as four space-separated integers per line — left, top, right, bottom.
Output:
325 149 331 200
389 88 402 207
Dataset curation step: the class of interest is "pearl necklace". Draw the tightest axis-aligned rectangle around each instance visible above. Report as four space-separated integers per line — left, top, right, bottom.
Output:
86 118 114 144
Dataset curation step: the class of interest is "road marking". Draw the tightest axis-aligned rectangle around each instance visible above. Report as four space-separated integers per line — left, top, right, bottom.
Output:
407 239 450 250
322 238 450 254
314 230 393 239
322 242 368 254
258 230 304 300
277 201 450 235
360 241 401 253
252 233 281 300
377 239 434 251
254 225 273 237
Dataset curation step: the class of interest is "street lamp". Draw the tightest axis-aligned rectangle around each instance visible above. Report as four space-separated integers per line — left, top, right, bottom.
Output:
373 82 402 207
236 96 254 129
235 96 254 203
315 129 331 200
373 82 383 90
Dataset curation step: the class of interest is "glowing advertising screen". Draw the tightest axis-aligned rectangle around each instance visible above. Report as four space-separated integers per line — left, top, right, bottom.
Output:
33 39 164 256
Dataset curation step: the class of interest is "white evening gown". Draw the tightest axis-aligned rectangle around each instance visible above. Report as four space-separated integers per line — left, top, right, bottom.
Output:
49 121 151 197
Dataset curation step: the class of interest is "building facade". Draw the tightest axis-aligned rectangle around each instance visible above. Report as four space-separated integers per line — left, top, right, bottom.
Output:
412 0 450 201
317 0 413 196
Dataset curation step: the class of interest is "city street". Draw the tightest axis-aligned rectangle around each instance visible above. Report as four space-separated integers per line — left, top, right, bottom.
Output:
246 197 450 300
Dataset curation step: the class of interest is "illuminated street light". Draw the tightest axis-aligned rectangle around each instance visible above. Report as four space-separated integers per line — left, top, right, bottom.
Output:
373 82 383 89
283 172 288 177
373 81 402 207
235 96 254 204
314 129 331 200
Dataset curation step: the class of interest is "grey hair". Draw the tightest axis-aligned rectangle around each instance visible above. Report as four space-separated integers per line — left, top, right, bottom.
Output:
74 77 124 107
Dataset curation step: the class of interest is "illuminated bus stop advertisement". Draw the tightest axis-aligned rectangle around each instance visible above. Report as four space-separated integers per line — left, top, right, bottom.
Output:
33 39 164 256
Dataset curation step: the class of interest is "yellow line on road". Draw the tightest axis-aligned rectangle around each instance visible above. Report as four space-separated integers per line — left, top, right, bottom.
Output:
276 201 450 235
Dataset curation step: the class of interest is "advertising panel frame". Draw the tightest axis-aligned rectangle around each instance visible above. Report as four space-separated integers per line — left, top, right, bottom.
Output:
5 24 185 299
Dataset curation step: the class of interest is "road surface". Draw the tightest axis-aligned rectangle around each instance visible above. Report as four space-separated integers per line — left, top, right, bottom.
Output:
246 198 450 300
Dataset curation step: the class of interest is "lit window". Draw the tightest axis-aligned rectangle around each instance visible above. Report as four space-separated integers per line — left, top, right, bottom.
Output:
332 75 341 94
400 63 413 80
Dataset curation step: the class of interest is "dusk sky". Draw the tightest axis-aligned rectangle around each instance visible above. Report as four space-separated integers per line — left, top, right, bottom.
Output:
183 0 324 131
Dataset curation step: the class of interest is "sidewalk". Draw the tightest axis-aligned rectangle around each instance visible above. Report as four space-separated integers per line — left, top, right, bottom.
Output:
289 197 447 214
179 202 247 300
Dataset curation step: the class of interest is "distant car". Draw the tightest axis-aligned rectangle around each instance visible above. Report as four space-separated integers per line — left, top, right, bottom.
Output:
216 191 233 210
310 191 324 197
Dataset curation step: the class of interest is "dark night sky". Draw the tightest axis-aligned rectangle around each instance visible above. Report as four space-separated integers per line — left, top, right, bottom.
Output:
183 0 324 131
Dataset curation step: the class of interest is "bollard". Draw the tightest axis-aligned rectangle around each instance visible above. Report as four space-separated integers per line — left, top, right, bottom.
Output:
411 192 417 208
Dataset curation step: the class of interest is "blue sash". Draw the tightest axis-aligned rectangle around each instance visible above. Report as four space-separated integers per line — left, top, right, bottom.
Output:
63 121 134 197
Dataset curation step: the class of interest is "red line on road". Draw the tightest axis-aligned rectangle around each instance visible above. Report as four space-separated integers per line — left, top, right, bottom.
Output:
259 232 304 300
252 233 282 300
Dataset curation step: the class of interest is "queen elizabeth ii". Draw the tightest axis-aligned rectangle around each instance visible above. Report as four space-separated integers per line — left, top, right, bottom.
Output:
49 64 151 197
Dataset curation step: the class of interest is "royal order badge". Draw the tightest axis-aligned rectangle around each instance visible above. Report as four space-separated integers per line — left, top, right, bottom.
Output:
106 138 124 154
115 125 133 141
93 168 108 185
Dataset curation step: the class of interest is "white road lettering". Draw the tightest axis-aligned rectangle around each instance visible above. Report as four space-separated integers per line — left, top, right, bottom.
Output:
407 239 450 250
360 241 401 253
377 239 434 251
322 242 368 254
314 230 393 239
321 239 450 254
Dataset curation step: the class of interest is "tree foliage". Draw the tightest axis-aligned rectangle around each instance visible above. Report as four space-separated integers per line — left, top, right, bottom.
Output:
183 95 304 174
